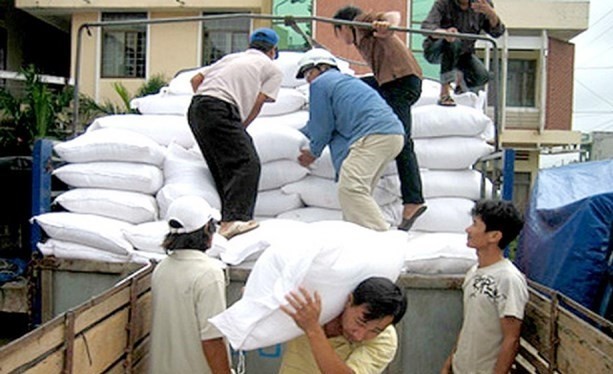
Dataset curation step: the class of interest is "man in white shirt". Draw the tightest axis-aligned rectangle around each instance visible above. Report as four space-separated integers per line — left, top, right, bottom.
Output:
188 28 283 240
442 199 528 374
149 196 231 374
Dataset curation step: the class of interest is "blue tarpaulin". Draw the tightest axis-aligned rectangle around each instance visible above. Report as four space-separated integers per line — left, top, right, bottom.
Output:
516 159 613 314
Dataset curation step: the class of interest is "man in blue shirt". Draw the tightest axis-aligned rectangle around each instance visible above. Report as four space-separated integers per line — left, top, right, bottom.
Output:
296 49 405 231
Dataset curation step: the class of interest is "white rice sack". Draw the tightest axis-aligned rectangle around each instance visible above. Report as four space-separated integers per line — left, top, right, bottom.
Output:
413 197 474 233
412 104 493 138
276 207 343 222
295 84 309 102
260 88 307 117
131 250 167 265
260 160 309 191
247 122 308 163
159 143 221 214
414 79 485 110
167 68 199 95
255 189 303 217
54 188 158 224
403 232 477 275
122 221 168 254
130 92 192 116
306 144 397 180
88 114 195 148
308 147 335 180
31 212 133 256
54 128 166 166
414 137 494 170
249 110 309 130
274 51 308 88
164 143 212 184
37 239 132 263
53 162 164 194
210 220 406 350
282 176 339 209
156 184 221 219
218 219 307 265
379 170 494 200
282 175 398 210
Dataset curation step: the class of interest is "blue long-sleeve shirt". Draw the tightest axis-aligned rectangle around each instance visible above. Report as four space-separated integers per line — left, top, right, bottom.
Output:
300 70 404 179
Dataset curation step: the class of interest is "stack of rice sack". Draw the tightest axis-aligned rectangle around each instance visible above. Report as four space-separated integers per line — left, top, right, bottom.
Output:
31 128 167 263
30 50 494 276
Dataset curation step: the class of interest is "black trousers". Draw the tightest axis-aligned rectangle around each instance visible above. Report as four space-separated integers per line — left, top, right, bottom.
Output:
423 38 490 90
188 95 260 222
361 74 425 205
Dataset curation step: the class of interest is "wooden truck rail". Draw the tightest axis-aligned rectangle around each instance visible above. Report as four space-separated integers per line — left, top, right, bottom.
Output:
0 263 153 374
1 263 611 374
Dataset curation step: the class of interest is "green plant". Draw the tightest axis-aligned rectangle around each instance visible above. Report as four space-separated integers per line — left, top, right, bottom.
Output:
110 74 169 114
0 65 74 156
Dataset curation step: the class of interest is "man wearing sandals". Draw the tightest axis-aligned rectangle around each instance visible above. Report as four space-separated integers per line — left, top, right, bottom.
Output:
332 6 427 231
296 49 404 232
422 0 505 107
188 28 283 239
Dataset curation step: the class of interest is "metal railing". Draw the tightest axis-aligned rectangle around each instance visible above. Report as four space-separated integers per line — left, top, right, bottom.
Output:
73 13 502 149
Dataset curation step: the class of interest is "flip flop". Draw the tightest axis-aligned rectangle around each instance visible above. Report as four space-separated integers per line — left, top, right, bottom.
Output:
398 205 428 232
219 220 259 240
437 95 456 107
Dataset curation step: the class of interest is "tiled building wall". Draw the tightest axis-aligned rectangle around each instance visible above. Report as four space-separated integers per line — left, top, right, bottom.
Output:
546 37 574 131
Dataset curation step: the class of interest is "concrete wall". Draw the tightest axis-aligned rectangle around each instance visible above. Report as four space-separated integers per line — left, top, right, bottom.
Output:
69 2 272 103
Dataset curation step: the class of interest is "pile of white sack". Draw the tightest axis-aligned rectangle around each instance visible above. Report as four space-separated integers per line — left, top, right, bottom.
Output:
32 51 496 275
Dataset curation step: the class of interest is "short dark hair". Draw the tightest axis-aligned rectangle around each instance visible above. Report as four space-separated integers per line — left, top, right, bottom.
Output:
249 40 276 54
471 199 524 248
332 6 363 31
351 277 407 324
162 220 216 253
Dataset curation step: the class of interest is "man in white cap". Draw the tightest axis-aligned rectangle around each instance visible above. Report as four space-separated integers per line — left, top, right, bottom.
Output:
149 196 231 374
296 48 405 231
188 28 283 240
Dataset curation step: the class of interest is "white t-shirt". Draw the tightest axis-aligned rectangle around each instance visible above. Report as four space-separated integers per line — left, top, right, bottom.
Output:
195 49 283 121
149 250 227 374
452 258 529 374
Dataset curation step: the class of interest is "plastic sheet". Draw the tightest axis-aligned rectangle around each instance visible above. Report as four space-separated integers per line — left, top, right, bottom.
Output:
516 160 613 313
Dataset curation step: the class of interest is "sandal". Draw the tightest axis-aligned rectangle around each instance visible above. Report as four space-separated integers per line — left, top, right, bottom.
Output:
398 205 427 232
437 95 456 107
219 220 259 240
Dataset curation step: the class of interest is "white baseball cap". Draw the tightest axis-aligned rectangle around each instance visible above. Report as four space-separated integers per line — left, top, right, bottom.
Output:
165 196 220 234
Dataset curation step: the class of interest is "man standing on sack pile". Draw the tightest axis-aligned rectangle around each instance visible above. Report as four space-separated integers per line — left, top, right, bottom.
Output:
295 48 405 232
188 28 283 239
422 0 505 107
332 5 427 232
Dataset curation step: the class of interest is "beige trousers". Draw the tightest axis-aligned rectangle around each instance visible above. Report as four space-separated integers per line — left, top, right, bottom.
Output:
338 134 404 231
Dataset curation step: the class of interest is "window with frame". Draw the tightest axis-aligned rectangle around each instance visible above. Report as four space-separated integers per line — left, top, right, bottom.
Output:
202 14 250 66
488 57 537 108
101 12 147 78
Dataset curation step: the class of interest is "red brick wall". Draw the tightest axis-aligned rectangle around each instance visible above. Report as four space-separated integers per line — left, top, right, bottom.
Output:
546 38 574 131
315 0 407 75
